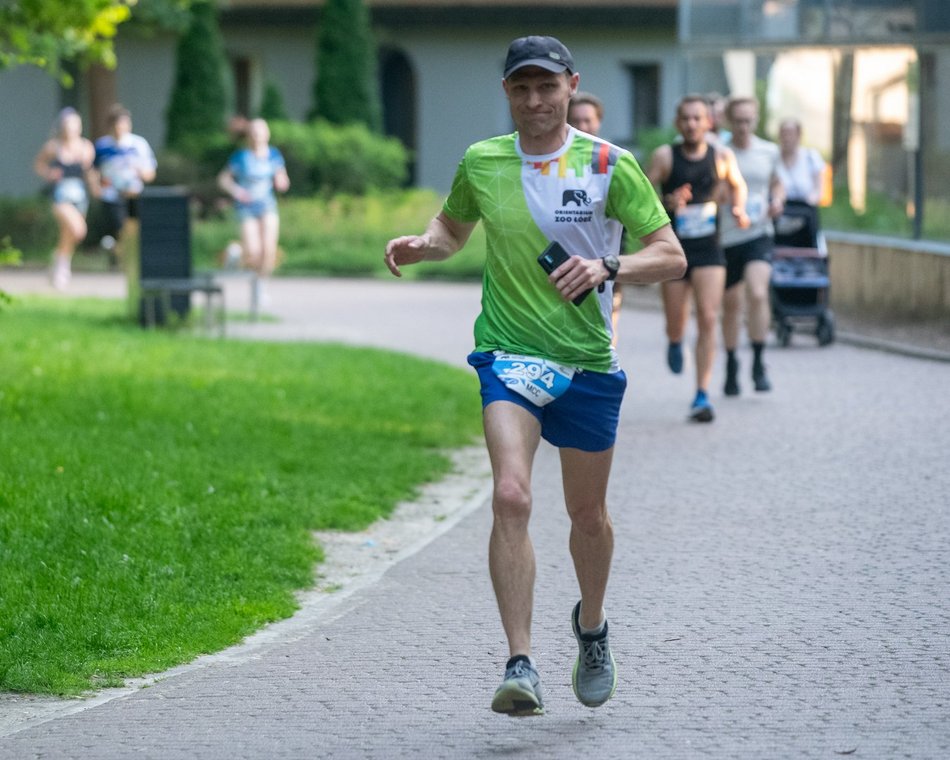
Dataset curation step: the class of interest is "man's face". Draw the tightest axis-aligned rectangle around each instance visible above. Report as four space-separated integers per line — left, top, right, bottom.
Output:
675 101 710 146
568 102 601 136
113 115 132 139
504 68 578 140
729 102 758 140
778 122 799 152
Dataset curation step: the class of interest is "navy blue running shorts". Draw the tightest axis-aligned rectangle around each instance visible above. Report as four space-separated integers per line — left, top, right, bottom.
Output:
467 351 627 452
725 234 774 289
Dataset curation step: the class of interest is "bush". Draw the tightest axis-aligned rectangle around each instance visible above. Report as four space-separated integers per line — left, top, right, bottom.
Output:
0 197 57 259
152 119 409 211
154 133 236 217
268 119 408 195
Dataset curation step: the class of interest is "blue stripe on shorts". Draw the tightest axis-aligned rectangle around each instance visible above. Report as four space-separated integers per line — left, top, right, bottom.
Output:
467 351 626 452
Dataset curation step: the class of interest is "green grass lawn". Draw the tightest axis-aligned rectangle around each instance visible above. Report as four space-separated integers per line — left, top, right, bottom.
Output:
0 297 482 695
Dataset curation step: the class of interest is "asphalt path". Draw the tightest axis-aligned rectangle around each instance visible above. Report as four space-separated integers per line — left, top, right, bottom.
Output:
1 272 948 759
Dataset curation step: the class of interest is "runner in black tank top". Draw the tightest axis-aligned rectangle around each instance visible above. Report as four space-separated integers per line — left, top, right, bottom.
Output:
661 143 724 273
647 95 748 424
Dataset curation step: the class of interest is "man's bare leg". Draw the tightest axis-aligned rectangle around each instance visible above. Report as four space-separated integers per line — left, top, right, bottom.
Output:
483 401 542 658
691 265 726 393
560 446 614 628
561 445 618 707
745 260 773 390
661 278 691 373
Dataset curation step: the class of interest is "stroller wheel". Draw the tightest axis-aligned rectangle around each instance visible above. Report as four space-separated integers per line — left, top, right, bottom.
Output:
776 320 793 347
816 312 835 346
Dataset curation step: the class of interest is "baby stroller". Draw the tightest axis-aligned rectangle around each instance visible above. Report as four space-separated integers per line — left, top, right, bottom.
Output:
770 200 835 347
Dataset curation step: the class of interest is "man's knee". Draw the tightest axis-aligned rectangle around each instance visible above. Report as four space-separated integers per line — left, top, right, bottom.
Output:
493 477 532 524
569 503 611 537
697 307 720 334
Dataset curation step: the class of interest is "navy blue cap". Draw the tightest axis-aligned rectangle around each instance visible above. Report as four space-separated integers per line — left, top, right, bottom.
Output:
503 36 574 79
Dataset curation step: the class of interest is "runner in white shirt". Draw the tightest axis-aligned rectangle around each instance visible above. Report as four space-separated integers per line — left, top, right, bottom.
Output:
721 97 785 396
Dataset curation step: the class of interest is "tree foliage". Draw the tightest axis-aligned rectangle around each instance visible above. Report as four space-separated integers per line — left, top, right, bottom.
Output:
310 0 381 131
259 80 289 121
165 0 228 150
0 0 133 83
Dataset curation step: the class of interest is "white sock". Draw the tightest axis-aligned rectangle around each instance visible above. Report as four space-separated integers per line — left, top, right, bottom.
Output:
579 608 606 636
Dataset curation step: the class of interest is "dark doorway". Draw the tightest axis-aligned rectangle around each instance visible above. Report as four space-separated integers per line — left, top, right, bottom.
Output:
629 63 661 141
379 49 417 185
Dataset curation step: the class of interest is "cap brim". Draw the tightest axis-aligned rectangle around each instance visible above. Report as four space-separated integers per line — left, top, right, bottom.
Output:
504 59 570 79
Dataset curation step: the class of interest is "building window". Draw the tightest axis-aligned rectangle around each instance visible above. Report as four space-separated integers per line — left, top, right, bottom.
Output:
232 56 252 117
628 63 661 140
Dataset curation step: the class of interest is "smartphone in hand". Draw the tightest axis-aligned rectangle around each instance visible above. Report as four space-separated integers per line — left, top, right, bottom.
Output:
537 241 592 306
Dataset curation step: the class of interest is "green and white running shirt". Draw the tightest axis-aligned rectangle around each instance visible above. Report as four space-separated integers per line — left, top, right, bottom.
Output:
444 128 668 372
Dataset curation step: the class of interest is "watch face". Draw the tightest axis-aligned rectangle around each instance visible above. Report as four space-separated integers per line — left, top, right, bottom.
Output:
604 255 620 279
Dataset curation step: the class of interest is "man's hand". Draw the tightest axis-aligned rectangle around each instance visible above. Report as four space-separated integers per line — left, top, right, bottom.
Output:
732 206 751 229
385 235 428 277
768 196 785 219
548 255 607 303
663 183 693 213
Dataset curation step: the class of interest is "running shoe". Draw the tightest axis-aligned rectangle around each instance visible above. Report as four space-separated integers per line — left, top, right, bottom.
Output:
689 390 714 423
752 362 772 392
724 354 740 396
666 342 684 374
491 655 544 717
571 601 617 707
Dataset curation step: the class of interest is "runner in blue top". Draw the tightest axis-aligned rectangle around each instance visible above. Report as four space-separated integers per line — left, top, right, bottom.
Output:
385 36 685 717
218 118 290 307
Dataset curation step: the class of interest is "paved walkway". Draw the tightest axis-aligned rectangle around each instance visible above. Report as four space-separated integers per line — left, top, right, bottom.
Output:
1 272 949 759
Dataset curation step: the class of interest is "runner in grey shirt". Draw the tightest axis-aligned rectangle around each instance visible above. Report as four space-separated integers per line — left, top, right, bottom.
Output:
720 96 785 396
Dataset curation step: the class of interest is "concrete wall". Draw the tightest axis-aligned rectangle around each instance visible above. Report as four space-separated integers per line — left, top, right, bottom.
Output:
374 27 680 193
0 66 63 198
826 232 950 319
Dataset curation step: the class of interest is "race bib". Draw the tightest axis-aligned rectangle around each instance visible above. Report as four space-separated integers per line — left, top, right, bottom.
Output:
675 201 717 239
745 192 767 224
491 353 576 407
53 178 86 206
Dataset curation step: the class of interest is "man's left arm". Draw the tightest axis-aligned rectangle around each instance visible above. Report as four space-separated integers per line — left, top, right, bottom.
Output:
768 149 786 218
550 225 685 303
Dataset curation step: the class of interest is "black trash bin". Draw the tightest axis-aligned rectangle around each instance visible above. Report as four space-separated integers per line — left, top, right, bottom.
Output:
138 186 191 325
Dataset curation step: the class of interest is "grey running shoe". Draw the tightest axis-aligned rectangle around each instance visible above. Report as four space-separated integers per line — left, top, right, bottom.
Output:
491 656 544 717
571 601 617 707
752 362 772 392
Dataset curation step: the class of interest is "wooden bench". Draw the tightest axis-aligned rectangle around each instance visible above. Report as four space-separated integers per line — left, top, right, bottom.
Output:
140 275 226 336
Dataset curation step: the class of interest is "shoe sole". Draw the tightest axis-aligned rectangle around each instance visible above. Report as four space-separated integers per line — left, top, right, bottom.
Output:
689 407 714 422
754 381 771 392
491 683 544 717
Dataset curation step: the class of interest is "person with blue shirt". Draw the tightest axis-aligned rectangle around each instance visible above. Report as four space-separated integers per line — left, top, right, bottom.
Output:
90 105 157 268
217 118 290 307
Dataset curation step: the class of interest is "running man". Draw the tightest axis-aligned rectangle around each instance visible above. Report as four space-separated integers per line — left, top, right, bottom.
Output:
567 91 625 343
647 94 748 422
385 36 685 716
721 96 785 395
89 105 157 268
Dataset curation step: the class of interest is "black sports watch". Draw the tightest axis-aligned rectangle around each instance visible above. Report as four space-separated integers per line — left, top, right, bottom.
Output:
602 254 621 281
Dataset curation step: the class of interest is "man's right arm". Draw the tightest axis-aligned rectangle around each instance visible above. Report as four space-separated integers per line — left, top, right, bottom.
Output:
385 211 477 278
716 146 750 228
647 144 692 214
